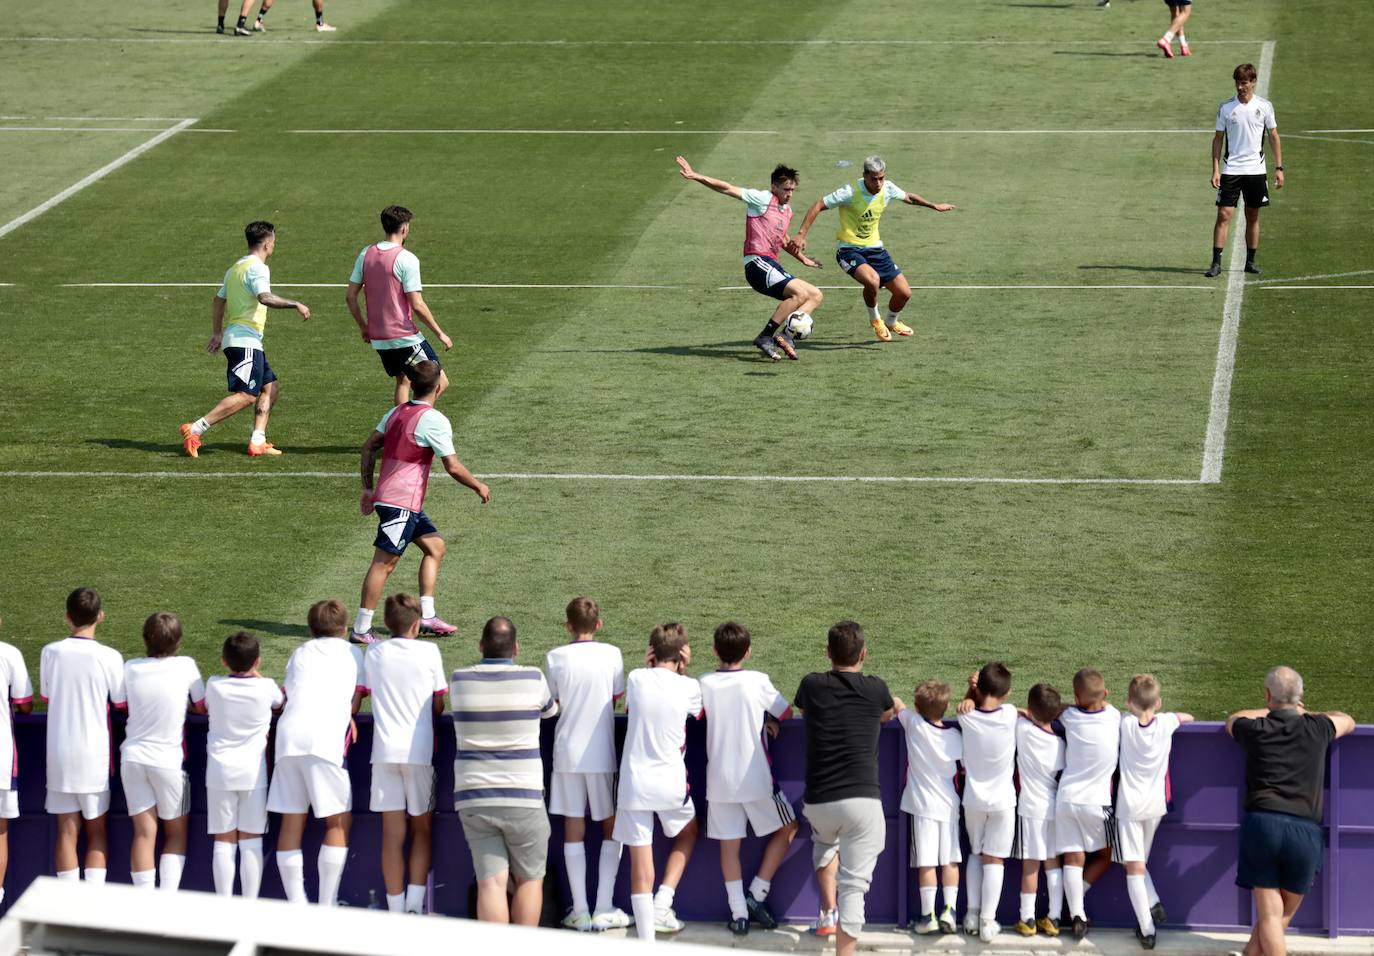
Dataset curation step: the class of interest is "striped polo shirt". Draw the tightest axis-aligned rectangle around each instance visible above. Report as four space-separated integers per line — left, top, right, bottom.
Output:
450 658 558 809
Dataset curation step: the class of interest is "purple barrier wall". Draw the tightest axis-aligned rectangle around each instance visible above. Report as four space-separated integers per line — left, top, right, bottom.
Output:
3 716 1370 935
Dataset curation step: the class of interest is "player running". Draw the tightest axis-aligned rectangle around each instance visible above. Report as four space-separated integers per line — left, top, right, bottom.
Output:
676 156 823 361
794 156 955 342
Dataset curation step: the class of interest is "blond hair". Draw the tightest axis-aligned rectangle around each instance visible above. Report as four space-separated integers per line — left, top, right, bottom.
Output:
1127 674 1161 713
914 680 950 722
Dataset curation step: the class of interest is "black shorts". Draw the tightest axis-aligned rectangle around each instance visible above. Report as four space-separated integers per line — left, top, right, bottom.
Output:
744 256 797 301
223 346 276 396
1235 810 1324 895
1216 174 1270 209
377 339 441 379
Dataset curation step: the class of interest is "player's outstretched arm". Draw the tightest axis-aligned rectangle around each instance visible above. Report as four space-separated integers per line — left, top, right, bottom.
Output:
793 198 829 250
345 282 368 342
258 291 311 320
904 191 955 212
441 453 491 504
408 291 452 350
676 155 744 200
208 294 227 353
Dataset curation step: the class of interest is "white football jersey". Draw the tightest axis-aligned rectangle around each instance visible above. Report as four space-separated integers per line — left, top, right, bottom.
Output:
275 639 364 765
365 637 448 765
958 703 1018 812
897 709 962 821
545 641 625 774
40 637 126 793
121 657 206 770
0 643 34 792
699 668 789 803
205 675 283 790
1056 704 1121 807
1015 718 1066 820
1217 95 1277 175
617 668 702 811
1116 712 1182 821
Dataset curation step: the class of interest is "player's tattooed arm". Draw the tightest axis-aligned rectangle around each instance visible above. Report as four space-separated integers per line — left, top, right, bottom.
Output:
793 199 829 251
257 291 311 319
207 294 226 353
359 431 385 513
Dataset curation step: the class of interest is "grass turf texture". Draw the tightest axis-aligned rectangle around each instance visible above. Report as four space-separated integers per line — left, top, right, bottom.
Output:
0 0 1370 718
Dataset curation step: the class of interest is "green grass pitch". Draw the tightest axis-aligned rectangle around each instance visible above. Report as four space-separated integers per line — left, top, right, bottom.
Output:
0 0 1370 718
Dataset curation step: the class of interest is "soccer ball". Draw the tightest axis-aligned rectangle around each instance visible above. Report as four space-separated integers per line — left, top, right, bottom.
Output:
784 310 814 339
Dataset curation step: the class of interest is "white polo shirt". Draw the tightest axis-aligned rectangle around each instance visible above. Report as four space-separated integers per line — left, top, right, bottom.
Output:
0 643 34 791
40 636 127 793
545 640 625 774
1057 703 1121 807
1116 712 1183 821
699 668 789 803
617 667 703 811
897 710 962 821
958 703 1018 812
121 656 206 770
274 638 364 766
205 675 284 791
1015 718 1066 820
1217 95 1277 175
364 637 448 765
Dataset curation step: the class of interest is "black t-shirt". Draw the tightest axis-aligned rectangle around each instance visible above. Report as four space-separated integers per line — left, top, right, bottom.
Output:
1232 709 1336 822
794 670 894 804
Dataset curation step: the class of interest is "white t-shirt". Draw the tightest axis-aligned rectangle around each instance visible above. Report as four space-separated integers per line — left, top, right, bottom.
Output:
0 643 34 792
1015 718 1066 820
40 637 127 793
1057 704 1121 807
205 675 284 791
699 669 789 803
1116 712 1182 821
545 640 625 774
275 639 364 765
1217 95 1277 175
957 703 1018 812
121 657 206 770
617 667 702 811
897 710 962 820
364 638 448 765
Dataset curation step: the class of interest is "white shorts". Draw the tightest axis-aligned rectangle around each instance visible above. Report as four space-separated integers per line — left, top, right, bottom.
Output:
548 772 615 821
1012 815 1056 861
207 787 269 835
612 804 697 847
964 807 1015 858
0 789 17 820
45 788 111 820
121 763 190 819
1114 816 1161 863
267 755 352 818
908 813 962 868
370 763 436 816
1055 801 1112 854
706 792 795 841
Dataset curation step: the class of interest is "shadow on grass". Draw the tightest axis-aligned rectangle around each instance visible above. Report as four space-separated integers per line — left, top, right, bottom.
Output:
218 619 312 638
1053 51 1157 58
1079 265 1205 275
88 438 360 456
1008 3 1074 8
536 339 881 361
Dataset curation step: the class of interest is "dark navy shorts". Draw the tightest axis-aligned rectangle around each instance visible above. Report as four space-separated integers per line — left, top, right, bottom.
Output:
378 339 441 379
1217 173 1269 209
1235 810 1324 895
224 346 277 396
744 256 798 301
837 246 903 285
1168 0 1192 6
373 504 439 556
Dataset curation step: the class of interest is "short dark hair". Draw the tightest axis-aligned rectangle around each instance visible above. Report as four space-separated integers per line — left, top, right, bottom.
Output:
222 631 261 673
977 661 1012 700
66 587 102 627
480 616 517 658
1027 683 1063 724
649 623 688 665
1233 62 1258 83
771 164 799 186
713 620 751 665
410 360 442 398
565 596 599 634
307 599 348 637
384 593 423 636
827 620 865 667
142 611 182 658
380 205 413 235
244 220 275 248
1073 668 1107 703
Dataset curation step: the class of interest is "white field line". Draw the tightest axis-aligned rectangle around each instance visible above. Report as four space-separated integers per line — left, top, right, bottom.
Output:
1303 128 1374 133
0 36 1275 47
1285 133 1374 146
720 284 1216 291
0 126 231 133
55 281 1216 292
1201 39 1274 485
0 118 196 242
288 127 1214 136
1260 285 1374 290
1250 269 1374 285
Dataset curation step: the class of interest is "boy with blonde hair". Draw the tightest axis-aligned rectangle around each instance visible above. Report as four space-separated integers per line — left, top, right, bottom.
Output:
1012 682 1066 937
1118 674 1193 948
894 679 962 935
0 615 34 908
545 597 630 931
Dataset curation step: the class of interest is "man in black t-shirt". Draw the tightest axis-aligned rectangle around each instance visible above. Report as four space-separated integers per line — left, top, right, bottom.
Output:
1227 666 1354 956
793 621 898 956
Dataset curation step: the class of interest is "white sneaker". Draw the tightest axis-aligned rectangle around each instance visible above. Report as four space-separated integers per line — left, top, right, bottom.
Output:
591 908 632 930
314 21 337 31
912 913 940 935
980 918 1001 943
562 911 594 932
963 910 981 936
253 18 265 31
654 907 684 933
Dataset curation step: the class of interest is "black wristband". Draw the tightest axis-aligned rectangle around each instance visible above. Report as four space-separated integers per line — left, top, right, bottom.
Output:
1276 165 1285 171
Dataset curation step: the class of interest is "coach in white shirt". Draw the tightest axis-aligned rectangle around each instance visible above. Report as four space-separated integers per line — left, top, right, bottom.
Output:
1207 62 1283 277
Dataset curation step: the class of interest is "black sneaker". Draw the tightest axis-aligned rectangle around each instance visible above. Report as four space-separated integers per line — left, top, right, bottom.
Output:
234 24 252 35
1244 262 1262 275
1072 915 1090 939
745 892 777 930
1150 901 1167 924
728 917 749 936
216 23 225 33
1136 927 1157 950
753 334 783 361
1205 262 1222 278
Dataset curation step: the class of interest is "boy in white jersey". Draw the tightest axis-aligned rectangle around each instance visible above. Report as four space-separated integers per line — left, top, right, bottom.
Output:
205 631 283 898
0 616 35 908
545 597 630 932
121 612 206 890
954 662 1018 942
1206 63 1283 278
41 587 126 885
894 679 961 936
267 599 365 905
1055 668 1121 939
615 623 702 942
675 156 823 361
699 621 797 935
1118 675 1193 949
365 593 447 914
180 220 312 458
1012 683 1066 938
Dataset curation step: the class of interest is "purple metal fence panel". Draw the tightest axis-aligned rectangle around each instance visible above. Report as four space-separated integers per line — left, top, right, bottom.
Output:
3 716 1370 934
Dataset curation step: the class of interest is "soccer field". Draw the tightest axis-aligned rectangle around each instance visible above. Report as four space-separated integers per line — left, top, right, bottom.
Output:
0 0 1370 719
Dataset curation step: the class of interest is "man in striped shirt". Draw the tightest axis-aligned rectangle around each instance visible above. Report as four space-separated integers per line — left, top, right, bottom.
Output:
450 616 558 925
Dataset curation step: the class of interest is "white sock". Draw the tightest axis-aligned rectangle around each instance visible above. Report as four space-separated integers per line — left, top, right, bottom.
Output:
867 305 881 322
725 879 746 920
982 863 1004 922
420 595 436 619
1020 891 1036 922
1046 867 1064 921
239 838 264 899
596 840 622 913
965 856 983 921
191 417 211 436
386 892 405 912
919 886 937 916
885 308 902 327
354 608 374 634
318 844 348 906
1127 874 1156 935
1144 868 1160 906
56 869 79 882
130 869 156 889
250 429 266 446
631 893 655 942
1063 865 1085 920
405 883 426 914
653 884 675 913
1163 30 1174 41
84 867 106 885
277 848 306 903
212 842 236 895
1084 878 1094 895
748 875 770 902
564 842 589 917
1178 33 1187 45
159 853 185 891
942 882 959 913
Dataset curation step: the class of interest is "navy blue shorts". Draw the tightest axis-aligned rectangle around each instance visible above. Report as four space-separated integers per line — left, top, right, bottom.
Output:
223 346 277 396
1217 174 1269 209
1235 810 1324 895
744 256 798 301
1168 0 1192 6
378 339 441 379
837 246 903 285
373 504 439 556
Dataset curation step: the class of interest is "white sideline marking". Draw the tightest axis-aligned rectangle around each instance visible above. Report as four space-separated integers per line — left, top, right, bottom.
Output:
1304 128 1374 133
1250 269 1374 284
1285 133 1374 146
56 281 1214 292
0 126 231 133
1260 285 1374 290
834 128 1214 135
0 36 1275 47
1201 39 1274 485
289 127 1214 136
722 284 1216 291
291 128 782 135
0 118 196 242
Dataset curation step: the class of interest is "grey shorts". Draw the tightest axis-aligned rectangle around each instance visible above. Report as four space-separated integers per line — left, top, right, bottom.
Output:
458 805 551 881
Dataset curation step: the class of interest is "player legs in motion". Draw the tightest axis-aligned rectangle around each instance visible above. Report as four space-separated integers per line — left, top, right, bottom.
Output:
234 0 335 33
1156 2 1192 58
1206 64 1283 277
